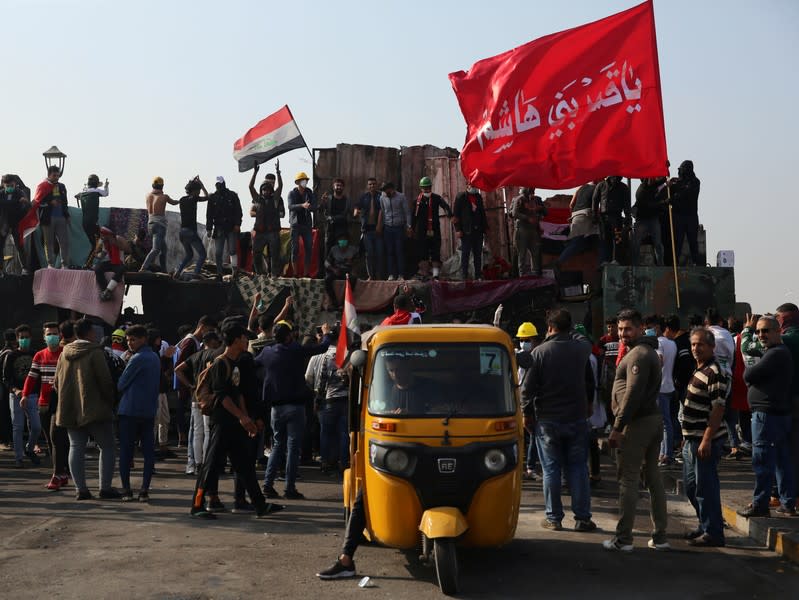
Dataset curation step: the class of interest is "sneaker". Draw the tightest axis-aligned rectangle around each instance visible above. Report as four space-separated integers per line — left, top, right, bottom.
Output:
523 469 538 481
185 465 196 475
190 509 217 520
76 489 93 501
737 503 770 518
58 474 69 487
232 501 256 513
540 518 563 531
207 498 227 513
574 519 598 532
46 475 62 491
99 488 122 499
121 489 135 502
602 538 633 552
688 533 725 548
255 503 286 518
284 489 305 500
387 275 396 281
262 485 280 499
138 491 150 503
317 559 356 580
647 539 671 551
776 505 797 517
683 528 704 540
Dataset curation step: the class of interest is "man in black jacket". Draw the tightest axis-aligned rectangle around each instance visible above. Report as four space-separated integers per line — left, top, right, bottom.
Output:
738 316 796 517
452 185 488 280
412 177 451 280
631 178 667 266
38 166 72 268
207 177 243 280
521 309 596 532
670 160 701 266
592 176 630 265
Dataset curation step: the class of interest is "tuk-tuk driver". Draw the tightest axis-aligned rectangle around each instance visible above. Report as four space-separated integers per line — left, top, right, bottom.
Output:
385 356 433 414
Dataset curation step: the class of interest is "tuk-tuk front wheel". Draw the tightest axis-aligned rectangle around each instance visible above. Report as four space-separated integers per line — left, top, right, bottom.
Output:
433 538 458 595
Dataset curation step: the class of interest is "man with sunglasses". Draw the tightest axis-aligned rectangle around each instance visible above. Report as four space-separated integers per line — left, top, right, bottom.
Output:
737 316 795 517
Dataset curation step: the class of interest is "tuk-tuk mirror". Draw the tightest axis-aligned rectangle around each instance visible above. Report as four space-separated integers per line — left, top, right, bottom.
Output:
516 351 532 370
350 349 367 369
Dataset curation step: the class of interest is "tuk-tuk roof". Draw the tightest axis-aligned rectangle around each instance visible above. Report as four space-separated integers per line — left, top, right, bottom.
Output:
361 324 513 350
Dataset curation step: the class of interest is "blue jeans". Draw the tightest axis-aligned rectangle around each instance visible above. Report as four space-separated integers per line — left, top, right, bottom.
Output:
10 392 41 461
214 230 239 271
524 429 538 471
264 403 306 491
658 392 674 459
67 421 115 493
751 411 795 510
177 227 206 275
320 399 349 468
142 221 167 272
682 437 724 542
535 419 592 522
290 225 313 275
118 415 155 492
383 225 405 279
724 405 740 450
362 229 384 279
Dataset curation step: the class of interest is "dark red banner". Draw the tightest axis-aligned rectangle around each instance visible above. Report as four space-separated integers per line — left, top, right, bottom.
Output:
449 1 667 190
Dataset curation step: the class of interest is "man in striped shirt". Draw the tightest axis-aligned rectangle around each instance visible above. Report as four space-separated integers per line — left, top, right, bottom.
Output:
681 327 728 547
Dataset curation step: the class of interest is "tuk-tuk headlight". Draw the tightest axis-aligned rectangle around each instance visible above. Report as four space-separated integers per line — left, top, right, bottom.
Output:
484 448 508 474
385 448 411 474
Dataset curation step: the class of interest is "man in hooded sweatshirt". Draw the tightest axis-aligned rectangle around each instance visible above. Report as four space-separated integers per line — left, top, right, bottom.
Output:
669 160 701 266
54 318 120 500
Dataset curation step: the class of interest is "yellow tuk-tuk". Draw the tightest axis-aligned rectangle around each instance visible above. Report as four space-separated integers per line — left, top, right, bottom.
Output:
344 324 523 595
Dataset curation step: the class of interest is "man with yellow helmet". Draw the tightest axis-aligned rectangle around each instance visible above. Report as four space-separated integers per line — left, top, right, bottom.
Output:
516 322 540 480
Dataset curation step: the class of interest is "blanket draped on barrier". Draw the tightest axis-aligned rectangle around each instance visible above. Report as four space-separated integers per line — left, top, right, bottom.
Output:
32 268 123 325
430 277 555 316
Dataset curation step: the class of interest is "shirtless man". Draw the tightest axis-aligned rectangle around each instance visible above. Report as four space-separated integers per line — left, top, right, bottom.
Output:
140 176 179 273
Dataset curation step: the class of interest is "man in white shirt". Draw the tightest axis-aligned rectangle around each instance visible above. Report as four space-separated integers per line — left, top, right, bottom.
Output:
705 308 738 455
646 315 677 465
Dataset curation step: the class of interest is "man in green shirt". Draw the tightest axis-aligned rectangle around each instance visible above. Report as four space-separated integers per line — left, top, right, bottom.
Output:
75 174 109 247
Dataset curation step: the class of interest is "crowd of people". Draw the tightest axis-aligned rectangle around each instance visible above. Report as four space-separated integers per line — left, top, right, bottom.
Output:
515 302 799 552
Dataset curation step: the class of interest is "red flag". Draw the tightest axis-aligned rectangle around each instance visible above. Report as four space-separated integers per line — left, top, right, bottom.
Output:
18 180 54 244
233 105 306 173
335 277 360 369
449 0 667 190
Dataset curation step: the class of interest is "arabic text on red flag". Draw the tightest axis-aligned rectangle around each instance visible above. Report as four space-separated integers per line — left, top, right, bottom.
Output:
335 277 360 369
233 105 306 173
448 0 667 190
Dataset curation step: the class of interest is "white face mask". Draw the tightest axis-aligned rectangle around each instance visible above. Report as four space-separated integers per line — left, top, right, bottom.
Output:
298 181 308 189
521 341 532 352
422 192 431 198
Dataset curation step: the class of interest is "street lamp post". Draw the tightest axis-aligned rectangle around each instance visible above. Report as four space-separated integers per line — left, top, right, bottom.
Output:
43 145 67 175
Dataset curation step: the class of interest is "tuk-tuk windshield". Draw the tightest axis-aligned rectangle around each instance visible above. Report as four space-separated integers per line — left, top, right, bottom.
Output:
368 343 515 417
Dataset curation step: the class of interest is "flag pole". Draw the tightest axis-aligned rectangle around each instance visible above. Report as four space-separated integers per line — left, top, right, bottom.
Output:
285 105 315 167
666 182 681 309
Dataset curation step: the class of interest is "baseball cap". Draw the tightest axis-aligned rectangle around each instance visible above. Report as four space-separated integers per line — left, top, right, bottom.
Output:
216 176 225 184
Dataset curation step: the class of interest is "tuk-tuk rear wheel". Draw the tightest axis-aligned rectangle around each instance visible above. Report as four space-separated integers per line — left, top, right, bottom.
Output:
433 538 458 595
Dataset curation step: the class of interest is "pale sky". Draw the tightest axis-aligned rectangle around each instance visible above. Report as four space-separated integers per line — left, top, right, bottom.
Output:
3 0 797 313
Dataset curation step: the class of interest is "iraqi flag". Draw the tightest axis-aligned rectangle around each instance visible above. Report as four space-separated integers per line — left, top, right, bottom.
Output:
335 277 360 369
18 180 54 244
449 0 667 190
233 105 306 173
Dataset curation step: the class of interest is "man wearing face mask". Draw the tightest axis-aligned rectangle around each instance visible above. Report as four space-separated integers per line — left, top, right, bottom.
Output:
207 176 243 280
22 323 66 489
453 184 489 280
249 164 284 277
324 232 359 310
516 322 541 480
287 172 317 277
75 174 109 248
412 177 451 280
4 324 38 468
321 178 353 254
0 174 31 275
510 187 547 276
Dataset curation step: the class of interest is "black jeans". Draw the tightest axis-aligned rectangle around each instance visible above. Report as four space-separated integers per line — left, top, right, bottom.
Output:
94 262 125 290
40 406 69 476
673 213 700 266
343 490 366 557
460 232 484 279
192 420 266 513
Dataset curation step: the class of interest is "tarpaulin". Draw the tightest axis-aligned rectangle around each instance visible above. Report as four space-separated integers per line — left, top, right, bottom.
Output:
430 277 556 316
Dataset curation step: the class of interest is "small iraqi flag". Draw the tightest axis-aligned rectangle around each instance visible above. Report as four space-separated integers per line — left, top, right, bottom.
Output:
335 276 360 369
233 105 306 172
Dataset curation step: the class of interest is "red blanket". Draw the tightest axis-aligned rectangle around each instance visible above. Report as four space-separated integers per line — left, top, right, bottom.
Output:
33 268 122 325
430 277 555 315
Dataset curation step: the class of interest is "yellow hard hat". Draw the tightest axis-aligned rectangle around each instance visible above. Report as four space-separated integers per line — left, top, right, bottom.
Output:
294 172 310 183
516 322 538 338
112 329 125 340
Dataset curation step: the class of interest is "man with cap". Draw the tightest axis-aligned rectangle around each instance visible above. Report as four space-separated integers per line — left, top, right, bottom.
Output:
95 226 130 301
256 320 333 500
378 182 410 281
75 174 109 248
207 177 243 280
287 172 317 277
141 177 179 273
516 321 540 480
412 177 451 280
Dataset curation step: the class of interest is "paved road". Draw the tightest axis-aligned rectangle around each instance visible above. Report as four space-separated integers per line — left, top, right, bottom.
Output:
1 448 797 599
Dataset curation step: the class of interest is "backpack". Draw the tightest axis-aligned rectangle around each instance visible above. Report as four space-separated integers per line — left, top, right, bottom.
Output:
195 355 232 416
